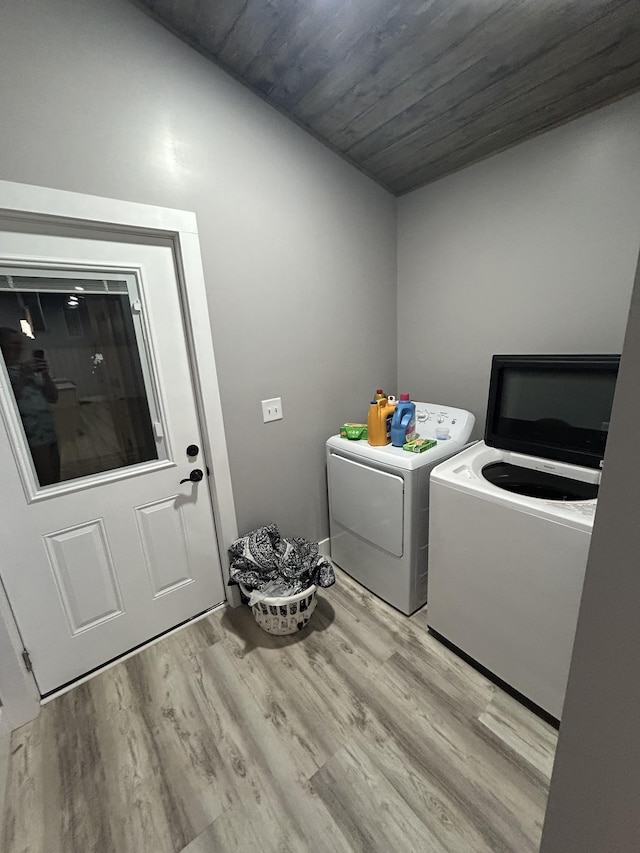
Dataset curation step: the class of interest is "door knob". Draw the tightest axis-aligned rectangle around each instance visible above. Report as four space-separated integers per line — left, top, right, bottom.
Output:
180 468 204 484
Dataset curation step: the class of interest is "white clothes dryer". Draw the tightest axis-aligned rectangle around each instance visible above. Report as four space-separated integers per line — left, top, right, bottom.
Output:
427 440 600 721
326 403 475 615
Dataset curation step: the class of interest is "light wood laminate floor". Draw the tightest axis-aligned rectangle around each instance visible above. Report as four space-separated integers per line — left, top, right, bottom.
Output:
2 569 557 852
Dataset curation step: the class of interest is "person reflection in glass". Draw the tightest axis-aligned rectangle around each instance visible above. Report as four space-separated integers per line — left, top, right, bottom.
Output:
0 327 60 485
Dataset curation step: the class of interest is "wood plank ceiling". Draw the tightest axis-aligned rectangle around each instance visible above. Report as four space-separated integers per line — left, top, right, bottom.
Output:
135 0 640 195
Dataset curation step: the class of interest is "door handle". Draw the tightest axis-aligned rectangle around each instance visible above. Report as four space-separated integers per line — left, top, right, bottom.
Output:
180 469 204 485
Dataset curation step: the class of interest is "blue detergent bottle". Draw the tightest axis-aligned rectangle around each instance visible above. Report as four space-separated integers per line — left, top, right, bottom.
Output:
390 393 416 447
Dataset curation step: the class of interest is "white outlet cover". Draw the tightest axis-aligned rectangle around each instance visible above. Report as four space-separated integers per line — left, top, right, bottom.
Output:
261 397 283 422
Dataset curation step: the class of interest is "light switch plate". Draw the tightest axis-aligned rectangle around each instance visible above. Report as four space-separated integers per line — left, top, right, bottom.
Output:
261 397 283 423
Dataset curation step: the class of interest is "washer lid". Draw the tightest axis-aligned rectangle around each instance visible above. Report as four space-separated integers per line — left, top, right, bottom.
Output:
430 441 598 531
481 461 599 501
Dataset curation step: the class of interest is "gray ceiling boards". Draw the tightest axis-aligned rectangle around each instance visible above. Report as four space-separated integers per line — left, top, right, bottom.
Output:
136 1 640 195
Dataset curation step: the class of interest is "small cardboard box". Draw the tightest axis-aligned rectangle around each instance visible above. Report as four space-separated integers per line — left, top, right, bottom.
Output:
340 423 368 440
403 438 437 453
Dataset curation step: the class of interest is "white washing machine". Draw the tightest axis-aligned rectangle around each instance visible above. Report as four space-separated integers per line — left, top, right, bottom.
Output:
326 403 475 615
427 440 600 721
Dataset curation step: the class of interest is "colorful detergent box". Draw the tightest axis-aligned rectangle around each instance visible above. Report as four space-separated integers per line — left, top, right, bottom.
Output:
403 438 437 453
340 423 368 440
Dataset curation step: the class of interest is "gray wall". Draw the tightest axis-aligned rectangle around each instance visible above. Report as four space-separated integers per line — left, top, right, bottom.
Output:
397 95 640 434
0 0 397 543
540 247 640 852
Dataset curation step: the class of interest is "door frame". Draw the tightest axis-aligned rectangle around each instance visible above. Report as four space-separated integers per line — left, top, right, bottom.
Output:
0 179 239 729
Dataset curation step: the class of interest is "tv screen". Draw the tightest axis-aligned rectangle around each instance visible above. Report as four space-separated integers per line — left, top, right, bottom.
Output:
485 354 620 469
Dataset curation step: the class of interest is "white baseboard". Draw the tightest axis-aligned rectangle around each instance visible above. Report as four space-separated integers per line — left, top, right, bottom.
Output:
317 537 330 557
0 720 10 822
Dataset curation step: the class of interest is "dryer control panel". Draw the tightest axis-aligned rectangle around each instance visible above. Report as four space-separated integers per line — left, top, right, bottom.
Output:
413 403 475 444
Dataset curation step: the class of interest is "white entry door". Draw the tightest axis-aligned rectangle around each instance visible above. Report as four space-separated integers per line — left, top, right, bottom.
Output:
0 229 226 695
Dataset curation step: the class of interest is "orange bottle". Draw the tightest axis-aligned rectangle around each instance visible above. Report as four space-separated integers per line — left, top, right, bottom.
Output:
367 397 396 446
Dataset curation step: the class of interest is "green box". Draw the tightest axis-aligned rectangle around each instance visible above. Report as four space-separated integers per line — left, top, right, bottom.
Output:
403 438 437 453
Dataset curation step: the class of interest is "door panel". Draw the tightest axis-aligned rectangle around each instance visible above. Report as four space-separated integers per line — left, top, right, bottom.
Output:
135 496 194 598
0 230 225 694
44 519 124 634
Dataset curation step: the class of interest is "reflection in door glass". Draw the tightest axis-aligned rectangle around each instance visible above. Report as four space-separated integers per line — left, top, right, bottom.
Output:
0 279 159 487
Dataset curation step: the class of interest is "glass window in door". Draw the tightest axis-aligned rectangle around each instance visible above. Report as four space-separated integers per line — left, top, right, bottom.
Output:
0 271 164 488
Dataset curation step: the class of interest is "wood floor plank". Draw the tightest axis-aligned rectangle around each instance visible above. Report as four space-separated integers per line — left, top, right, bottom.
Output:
49 684 119 852
311 739 443 853
389 627 558 784
477 690 558 782
211 604 351 765
182 771 352 853
89 618 230 849
180 789 302 853
83 666 193 853
234 592 546 850
3 716 52 853
377 652 549 851
346 732 499 853
216 591 391 740
190 638 353 852
172 612 228 656
3 617 227 853
273 621 546 851
328 570 496 707
311 573 408 664
2 571 555 853
120 638 242 836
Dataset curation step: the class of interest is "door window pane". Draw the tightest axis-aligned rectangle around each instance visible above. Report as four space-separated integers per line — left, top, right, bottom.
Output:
0 274 161 487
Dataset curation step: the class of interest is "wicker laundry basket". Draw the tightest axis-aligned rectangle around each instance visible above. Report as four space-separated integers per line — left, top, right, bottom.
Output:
240 584 318 635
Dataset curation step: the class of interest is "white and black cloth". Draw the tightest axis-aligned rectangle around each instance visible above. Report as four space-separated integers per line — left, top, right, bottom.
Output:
228 523 335 594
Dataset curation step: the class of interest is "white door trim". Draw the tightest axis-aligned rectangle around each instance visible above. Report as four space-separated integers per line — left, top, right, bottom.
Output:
0 179 239 729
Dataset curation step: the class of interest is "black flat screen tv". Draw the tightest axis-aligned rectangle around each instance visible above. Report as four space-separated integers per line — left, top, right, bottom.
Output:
484 354 620 469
